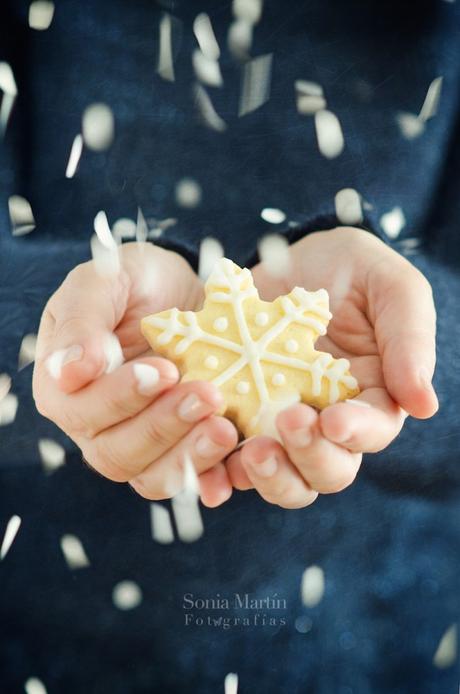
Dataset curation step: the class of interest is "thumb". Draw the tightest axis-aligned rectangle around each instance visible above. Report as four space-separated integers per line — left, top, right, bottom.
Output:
39 264 129 393
369 259 438 419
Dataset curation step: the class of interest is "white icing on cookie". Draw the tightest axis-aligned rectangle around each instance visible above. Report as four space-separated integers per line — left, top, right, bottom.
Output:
213 317 228 332
255 311 269 327
236 380 250 394
204 355 219 370
285 339 299 353
272 373 286 386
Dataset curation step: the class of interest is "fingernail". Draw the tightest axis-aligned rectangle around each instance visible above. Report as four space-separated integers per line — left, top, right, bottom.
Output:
133 363 159 395
247 455 278 478
195 435 223 458
285 427 312 449
178 393 211 422
46 345 83 379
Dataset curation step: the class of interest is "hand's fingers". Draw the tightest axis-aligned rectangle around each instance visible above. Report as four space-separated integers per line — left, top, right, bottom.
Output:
369 258 438 419
34 356 179 439
35 262 131 394
199 463 234 508
276 404 362 494
319 389 407 453
79 381 224 481
130 416 238 500
226 450 254 491
239 436 318 509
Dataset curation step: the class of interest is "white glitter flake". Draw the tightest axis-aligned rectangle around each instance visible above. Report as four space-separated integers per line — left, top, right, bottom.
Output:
8 195 35 236
0 373 12 400
239 53 273 117
18 333 38 370
335 188 363 226
0 392 18 426
198 237 224 281
193 13 220 61
224 672 239 694
0 514 21 560
193 50 223 88
60 534 90 569
380 206 406 239
258 233 291 278
419 76 443 122
65 134 83 178
150 503 175 544
301 565 325 607
24 678 48 694
175 178 202 208
28 1 55 31
171 454 204 543
193 83 227 132
82 103 114 151
113 580 143 610
261 207 286 224
433 624 457 669
38 438 66 473
0 61 17 136
315 110 344 159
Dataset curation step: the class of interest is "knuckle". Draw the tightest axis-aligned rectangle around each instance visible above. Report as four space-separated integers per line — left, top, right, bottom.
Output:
142 414 175 449
102 391 139 422
85 437 130 482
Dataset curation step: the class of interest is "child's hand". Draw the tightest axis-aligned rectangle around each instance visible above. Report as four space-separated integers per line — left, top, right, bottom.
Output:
32 242 237 506
227 227 438 508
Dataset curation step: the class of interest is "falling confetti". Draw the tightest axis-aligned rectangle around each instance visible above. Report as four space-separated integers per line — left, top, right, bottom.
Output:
233 0 263 24
315 110 344 159
258 233 291 278
260 207 286 224
396 112 425 140
82 103 114 151
18 333 38 370
60 534 90 569
295 80 326 115
38 438 66 473
24 678 47 694
102 333 124 374
28 1 55 31
8 195 35 236
65 134 83 178
198 236 224 281
157 13 175 82
0 61 17 136
433 624 457 669
90 232 120 277
94 210 117 249
239 53 273 117
192 49 223 88
0 373 11 400
380 206 406 239
171 454 204 543
193 13 220 61
227 19 253 61
193 83 227 132
301 565 325 607
0 392 18 426
335 188 363 226
224 672 239 694
112 580 143 610
150 503 175 544
175 178 202 208
136 207 149 244
0 514 21 560
419 76 443 122
112 217 137 241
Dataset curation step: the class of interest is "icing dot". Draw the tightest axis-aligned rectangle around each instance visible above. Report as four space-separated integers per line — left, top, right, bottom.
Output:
272 373 286 387
285 339 299 353
236 381 250 394
204 355 219 370
255 311 269 327
213 317 228 332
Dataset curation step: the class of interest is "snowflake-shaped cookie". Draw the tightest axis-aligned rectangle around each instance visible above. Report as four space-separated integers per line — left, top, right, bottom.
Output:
141 258 359 438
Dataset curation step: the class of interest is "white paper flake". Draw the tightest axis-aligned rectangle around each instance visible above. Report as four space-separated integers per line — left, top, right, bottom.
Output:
233 0 263 24
8 195 35 236
193 13 220 60
60 534 90 569
0 514 21 560
171 454 204 543
112 580 143 610
65 134 83 178
224 672 239 694
0 373 12 401
198 237 224 282
380 206 406 239
150 503 175 544
192 49 223 88
260 208 286 224
24 678 48 694
175 178 202 208
38 438 66 473
193 83 227 132
0 392 18 426
0 61 17 136
301 565 325 607
419 76 443 122
82 103 114 151
239 54 273 117
433 624 457 669
315 110 344 159
258 233 291 278
28 1 55 31
18 333 38 370
335 188 363 225
157 13 176 82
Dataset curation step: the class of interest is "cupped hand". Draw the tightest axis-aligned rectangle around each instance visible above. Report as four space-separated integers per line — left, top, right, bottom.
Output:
227 227 438 508
33 242 237 506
